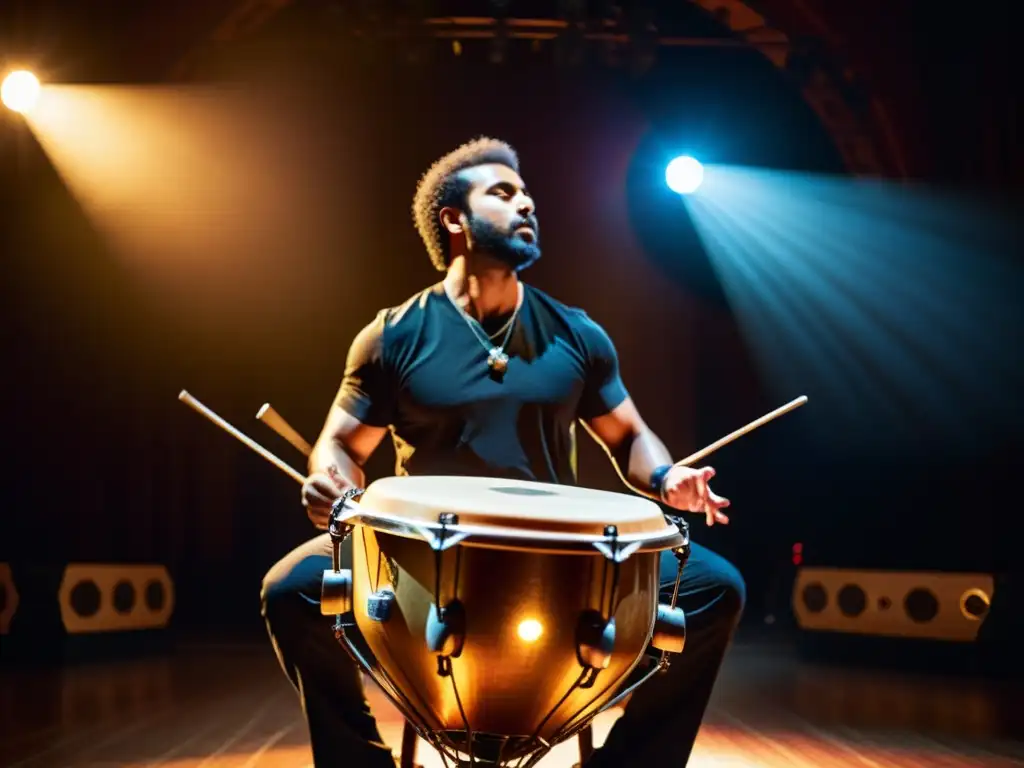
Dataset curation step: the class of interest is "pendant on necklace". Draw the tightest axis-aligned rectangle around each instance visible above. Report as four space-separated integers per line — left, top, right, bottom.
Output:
487 347 510 377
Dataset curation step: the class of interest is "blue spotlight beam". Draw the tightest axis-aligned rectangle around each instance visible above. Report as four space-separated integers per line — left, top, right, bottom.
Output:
682 165 1023 459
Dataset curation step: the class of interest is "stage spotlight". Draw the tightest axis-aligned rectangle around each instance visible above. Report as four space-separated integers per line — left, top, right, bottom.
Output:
665 155 704 195
517 618 543 643
2 70 41 114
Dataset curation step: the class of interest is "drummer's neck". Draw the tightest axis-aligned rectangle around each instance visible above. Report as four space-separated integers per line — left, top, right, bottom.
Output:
444 255 521 322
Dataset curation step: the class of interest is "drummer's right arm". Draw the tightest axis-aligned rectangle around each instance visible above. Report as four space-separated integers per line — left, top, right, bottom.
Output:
307 312 394 499
302 409 386 529
307 407 388 489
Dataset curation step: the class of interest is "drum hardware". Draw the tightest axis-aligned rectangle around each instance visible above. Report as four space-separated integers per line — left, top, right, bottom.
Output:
366 588 397 622
324 495 443 749
329 488 361 565
424 514 476 760
551 654 668 751
319 489 361 615
654 514 691 663
576 524 625 682
427 513 468 663
554 515 692 751
315 481 691 766
427 601 467 661
176 392 807 767
593 524 644 564
575 610 616 672
320 569 354 615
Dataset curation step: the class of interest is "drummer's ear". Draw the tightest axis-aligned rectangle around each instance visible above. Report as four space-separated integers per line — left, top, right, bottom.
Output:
440 207 465 234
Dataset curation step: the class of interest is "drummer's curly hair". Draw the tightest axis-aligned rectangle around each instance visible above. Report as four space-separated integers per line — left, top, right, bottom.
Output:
412 137 520 272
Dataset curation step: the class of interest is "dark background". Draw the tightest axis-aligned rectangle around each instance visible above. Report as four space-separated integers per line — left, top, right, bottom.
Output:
1 1 1020 654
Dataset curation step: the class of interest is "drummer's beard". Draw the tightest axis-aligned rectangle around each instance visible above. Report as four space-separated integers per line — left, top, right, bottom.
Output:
466 213 542 272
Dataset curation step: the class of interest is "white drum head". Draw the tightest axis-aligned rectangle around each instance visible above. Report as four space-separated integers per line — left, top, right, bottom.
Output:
357 475 670 539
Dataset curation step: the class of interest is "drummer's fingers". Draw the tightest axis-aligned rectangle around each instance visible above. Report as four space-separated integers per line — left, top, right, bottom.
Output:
703 504 730 526
694 475 715 511
303 485 335 507
304 500 331 525
708 490 730 509
325 465 355 493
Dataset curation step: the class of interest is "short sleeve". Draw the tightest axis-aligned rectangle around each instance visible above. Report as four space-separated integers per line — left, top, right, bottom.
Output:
334 311 395 427
576 314 630 420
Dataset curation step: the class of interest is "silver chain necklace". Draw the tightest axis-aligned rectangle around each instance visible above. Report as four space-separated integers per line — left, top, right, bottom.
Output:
444 281 523 378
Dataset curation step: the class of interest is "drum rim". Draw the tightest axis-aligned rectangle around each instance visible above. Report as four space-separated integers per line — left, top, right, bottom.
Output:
343 507 686 555
356 475 674 540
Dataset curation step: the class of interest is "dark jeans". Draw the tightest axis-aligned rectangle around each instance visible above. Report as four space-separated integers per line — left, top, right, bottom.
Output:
261 533 746 767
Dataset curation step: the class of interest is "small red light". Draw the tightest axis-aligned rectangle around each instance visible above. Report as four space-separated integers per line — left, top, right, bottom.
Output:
792 542 803 555
792 554 803 566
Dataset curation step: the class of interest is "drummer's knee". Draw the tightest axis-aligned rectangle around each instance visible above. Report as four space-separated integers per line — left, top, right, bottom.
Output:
260 563 306 626
716 561 747 627
260 549 331 624
260 569 289 623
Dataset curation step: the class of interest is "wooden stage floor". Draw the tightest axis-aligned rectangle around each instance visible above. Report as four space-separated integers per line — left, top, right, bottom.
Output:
2 633 1023 768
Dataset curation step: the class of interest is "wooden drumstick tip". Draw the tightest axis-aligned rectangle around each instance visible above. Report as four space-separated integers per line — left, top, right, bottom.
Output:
179 389 203 409
177 388 308 485
256 402 314 457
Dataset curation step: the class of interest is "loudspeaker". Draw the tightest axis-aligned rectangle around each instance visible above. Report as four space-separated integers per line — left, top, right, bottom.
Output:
792 567 993 642
58 564 175 634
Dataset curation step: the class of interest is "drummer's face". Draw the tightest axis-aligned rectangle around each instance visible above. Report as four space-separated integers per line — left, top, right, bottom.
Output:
461 164 541 271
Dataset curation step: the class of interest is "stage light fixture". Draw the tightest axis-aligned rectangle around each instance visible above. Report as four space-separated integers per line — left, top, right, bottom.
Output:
517 618 543 642
1 70 41 114
665 155 704 194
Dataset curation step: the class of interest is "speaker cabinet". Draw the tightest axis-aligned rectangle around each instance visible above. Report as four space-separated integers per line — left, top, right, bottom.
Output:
58 564 175 634
793 567 993 642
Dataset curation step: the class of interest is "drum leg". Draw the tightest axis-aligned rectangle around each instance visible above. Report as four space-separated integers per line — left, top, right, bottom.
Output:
399 719 420 768
577 724 595 765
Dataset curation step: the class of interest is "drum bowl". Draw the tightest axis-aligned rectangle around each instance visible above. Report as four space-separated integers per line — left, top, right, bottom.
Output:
350 525 660 761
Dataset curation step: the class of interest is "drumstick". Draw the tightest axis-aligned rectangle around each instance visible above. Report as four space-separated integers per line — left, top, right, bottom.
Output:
675 395 808 467
178 390 307 485
256 403 313 456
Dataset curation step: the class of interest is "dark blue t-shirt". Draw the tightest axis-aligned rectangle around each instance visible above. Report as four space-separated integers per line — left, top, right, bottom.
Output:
336 282 629 484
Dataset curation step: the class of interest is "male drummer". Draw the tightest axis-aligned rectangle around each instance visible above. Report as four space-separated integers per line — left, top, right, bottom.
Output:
261 137 746 767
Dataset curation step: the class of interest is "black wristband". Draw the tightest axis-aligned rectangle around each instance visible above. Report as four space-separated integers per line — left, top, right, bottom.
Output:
649 464 673 501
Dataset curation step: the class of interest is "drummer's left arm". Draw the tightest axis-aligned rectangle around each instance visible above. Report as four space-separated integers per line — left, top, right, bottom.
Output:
578 319 730 525
584 398 730 526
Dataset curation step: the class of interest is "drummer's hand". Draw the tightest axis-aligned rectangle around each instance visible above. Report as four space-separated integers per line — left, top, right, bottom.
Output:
662 465 731 526
301 466 351 530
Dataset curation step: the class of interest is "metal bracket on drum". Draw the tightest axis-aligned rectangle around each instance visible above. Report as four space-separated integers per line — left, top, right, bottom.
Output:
555 515 694 750
650 514 691 664
320 491 441 763
426 513 467 676
413 512 472 553
592 523 643 563
575 525 627 688
575 610 616 676
666 514 691 564
328 489 363 558
320 489 363 618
